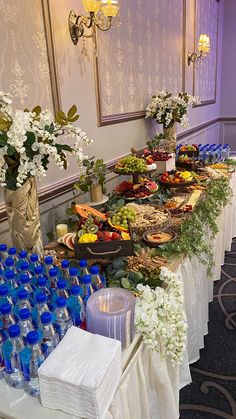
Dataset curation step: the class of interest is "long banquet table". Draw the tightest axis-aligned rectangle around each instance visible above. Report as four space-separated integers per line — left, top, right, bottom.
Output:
1 173 236 419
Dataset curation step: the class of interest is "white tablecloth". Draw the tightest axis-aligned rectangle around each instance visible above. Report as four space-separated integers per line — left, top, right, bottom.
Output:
1 174 236 419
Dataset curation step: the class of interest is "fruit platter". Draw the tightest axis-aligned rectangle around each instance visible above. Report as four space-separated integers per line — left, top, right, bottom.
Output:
126 203 171 237
58 204 135 259
114 178 158 200
159 170 195 187
178 144 199 157
142 149 172 164
142 229 177 247
114 155 148 175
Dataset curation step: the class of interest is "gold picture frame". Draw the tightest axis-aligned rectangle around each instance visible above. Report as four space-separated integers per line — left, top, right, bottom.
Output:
94 0 187 126
41 0 61 115
192 0 221 107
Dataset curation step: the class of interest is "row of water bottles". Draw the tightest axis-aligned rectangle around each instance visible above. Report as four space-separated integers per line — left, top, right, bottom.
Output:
0 243 106 397
176 143 230 163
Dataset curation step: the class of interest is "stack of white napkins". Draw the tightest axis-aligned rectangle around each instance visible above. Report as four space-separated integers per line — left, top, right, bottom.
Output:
38 326 122 419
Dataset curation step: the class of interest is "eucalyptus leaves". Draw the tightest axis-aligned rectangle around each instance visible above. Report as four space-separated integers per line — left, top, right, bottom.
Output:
0 91 92 190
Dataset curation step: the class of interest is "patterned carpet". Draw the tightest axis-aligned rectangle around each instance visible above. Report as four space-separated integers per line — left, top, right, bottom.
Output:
179 239 236 419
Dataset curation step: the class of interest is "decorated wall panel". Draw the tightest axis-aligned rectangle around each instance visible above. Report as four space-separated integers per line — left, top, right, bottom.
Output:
193 0 219 105
95 0 185 125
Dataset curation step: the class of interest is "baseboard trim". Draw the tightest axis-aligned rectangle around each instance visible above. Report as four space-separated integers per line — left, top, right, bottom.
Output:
0 116 230 223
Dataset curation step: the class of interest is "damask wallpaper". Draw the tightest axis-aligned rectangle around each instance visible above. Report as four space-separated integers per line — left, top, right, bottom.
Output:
193 0 219 104
95 0 184 124
0 0 53 109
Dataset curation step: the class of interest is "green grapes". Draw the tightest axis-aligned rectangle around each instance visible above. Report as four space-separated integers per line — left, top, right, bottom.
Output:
111 206 136 228
115 156 147 174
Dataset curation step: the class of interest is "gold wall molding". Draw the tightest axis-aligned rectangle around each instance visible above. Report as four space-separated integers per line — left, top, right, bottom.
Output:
94 0 186 126
41 0 61 115
193 0 220 106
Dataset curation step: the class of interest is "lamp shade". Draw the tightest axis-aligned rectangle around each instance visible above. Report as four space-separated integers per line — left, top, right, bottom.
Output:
82 0 100 12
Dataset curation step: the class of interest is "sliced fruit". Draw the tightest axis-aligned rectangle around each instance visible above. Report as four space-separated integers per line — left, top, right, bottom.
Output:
121 232 131 240
74 204 107 221
87 224 99 234
78 233 97 243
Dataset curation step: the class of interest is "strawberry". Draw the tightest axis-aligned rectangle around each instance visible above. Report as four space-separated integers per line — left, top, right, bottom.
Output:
112 232 121 240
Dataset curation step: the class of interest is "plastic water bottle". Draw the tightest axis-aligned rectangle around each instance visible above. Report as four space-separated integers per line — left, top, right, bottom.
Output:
0 269 5 286
0 244 8 262
69 267 81 286
18 308 34 343
44 256 54 276
48 267 59 289
54 296 73 339
25 330 44 397
15 289 32 320
3 324 25 388
20 273 34 301
4 257 18 276
90 265 104 290
82 275 95 304
79 259 89 276
19 261 32 279
5 269 18 290
17 250 28 270
61 259 70 281
100 274 106 287
8 248 18 265
33 265 44 287
0 303 16 336
68 285 85 327
56 279 70 299
0 284 14 307
40 312 59 357
29 254 42 275
0 332 5 379
35 293 50 325
36 276 51 299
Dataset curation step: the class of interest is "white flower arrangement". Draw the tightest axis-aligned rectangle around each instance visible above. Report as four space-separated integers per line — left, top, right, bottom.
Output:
145 90 200 128
135 266 187 366
0 91 93 190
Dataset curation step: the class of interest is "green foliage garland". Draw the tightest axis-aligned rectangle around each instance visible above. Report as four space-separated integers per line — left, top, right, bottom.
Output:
158 176 233 274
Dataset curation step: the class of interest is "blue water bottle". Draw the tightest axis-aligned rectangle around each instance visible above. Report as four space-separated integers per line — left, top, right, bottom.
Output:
54 297 73 340
25 330 44 397
79 259 89 276
48 267 59 289
0 244 8 262
69 267 81 286
3 324 25 388
0 331 5 379
40 312 59 357
90 265 104 290
0 284 14 307
0 303 16 338
82 274 94 304
44 256 54 276
61 259 70 281
18 308 35 343
68 285 85 327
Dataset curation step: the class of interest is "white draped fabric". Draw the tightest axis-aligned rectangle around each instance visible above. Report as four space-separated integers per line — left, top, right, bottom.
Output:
1 174 236 419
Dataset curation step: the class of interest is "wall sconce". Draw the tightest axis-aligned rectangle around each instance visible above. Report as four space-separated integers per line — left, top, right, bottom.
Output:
69 0 119 55
187 34 210 66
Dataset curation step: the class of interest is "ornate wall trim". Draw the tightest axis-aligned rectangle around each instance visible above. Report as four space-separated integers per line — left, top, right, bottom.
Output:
41 0 61 115
193 0 220 106
95 0 187 126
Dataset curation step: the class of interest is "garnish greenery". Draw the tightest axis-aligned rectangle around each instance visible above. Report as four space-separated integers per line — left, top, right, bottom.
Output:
157 176 232 274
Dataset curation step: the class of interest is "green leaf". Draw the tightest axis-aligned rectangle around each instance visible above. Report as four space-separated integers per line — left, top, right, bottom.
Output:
7 145 16 156
121 278 131 289
67 105 77 119
69 115 79 122
83 159 91 167
113 270 127 280
112 258 125 270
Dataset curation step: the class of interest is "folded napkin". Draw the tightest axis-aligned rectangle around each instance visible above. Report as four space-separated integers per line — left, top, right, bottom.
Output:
39 327 122 419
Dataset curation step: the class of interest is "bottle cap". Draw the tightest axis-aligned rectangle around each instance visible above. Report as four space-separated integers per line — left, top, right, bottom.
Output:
36 293 47 304
8 247 16 256
5 257 14 267
20 261 29 271
56 296 67 307
0 244 7 252
79 259 87 268
34 265 43 275
8 324 21 338
90 265 99 275
19 308 31 320
49 267 58 277
37 276 47 287
40 311 52 325
71 285 83 296
61 259 70 269
27 330 39 345
0 284 9 296
19 250 28 259
57 279 66 289
18 289 28 300
20 273 30 284
82 274 92 284
30 254 39 263
5 269 15 280
44 256 53 265
69 267 78 276
0 303 11 315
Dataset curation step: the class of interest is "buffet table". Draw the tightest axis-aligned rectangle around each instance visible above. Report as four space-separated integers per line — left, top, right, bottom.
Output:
0 173 236 419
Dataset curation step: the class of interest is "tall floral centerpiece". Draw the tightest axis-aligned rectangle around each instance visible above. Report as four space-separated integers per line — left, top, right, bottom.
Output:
145 91 200 153
0 91 92 252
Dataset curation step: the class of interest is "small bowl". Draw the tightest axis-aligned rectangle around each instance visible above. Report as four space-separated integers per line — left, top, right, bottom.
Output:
170 208 184 218
142 229 177 247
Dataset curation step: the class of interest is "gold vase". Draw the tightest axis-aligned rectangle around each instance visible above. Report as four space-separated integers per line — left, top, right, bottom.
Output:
4 177 43 253
162 122 177 154
90 184 103 202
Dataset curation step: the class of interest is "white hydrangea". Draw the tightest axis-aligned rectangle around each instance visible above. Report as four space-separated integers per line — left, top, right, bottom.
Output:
146 90 201 128
135 266 187 366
